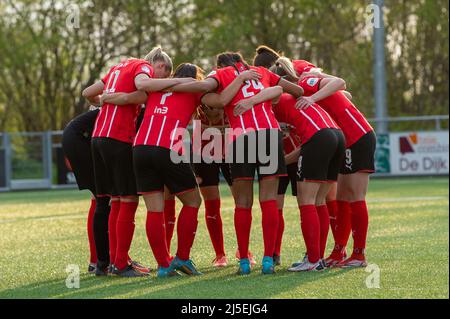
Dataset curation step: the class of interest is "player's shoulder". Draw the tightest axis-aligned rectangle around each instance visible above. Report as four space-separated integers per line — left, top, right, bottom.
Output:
279 93 296 105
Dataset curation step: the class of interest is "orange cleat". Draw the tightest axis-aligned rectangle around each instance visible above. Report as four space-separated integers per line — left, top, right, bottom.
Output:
212 255 229 267
336 254 367 268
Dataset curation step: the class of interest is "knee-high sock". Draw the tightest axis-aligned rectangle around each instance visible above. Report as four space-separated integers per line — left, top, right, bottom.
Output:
93 197 111 265
114 201 139 270
205 199 225 257
350 201 369 255
260 200 279 258
299 205 321 263
87 199 97 264
327 200 339 242
176 206 199 261
335 200 352 248
234 207 252 260
274 209 285 256
146 211 171 268
316 205 330 259
164 199 176 252
108 200 120 265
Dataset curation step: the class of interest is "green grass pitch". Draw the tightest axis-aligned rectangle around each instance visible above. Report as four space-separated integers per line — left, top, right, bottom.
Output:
0 177 448 299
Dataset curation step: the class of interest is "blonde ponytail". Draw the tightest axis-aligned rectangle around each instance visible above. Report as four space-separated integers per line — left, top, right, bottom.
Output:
274 57 299 81
144 46 173 73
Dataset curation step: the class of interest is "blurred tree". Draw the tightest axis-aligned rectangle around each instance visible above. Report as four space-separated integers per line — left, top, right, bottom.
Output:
0 0 448 131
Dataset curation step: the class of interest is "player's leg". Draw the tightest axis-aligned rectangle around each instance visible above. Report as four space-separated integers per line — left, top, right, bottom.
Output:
335 131 375 268
163 188 176 252
232 179 254 275
92 195 111 276
133 145 176 277
336 172 370 268
288 181 324 272
258 176 280 274
195 161 227 266
315 183 333 261
143 192 177 277
325 182 339 243
257 129 287 274
162 149 203 276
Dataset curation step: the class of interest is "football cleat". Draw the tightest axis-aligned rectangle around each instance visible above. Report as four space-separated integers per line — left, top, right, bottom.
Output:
170 256 203 275
235 250 257 266
237 258 251 275
212 255 228 267
95 261 109 277
288 259 325 272
291 253 309 268
273 254 281 266
336 255 368 268
88 263 96 274
111 264 149 277
261 256 275 275
157 266 181 278
129 260 151 274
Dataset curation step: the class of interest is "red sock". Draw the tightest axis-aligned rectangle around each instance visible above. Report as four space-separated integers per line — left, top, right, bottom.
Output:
87 199 97 264
176 206 199 261
260 200 279 257
327 200 339 242
146 211 171 268
164 199 176 251
299 205 320 263
205 199 225 257
350 201 369 256
234 207 252 260
108 199 120 264
114 201 138 270
316 205 330 259
335 200 352 248
274 209 285 256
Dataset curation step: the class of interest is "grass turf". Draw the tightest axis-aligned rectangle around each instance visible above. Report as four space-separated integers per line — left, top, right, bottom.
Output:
0 177 448 299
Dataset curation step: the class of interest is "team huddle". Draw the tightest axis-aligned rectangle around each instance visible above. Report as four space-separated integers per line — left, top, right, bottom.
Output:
62 45 376 278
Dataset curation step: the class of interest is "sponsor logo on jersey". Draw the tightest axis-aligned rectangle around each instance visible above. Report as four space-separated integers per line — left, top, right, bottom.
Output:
307 78 319 87
142 66 151 74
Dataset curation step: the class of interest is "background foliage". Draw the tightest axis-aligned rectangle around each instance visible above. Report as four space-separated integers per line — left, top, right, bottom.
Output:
0 0 448 131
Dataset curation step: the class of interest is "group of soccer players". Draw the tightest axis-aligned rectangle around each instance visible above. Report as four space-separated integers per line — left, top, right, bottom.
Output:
62 44 376 278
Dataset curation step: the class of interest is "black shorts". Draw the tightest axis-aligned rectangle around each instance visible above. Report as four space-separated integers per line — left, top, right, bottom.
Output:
228 129 287 181
91 137 137 197
278 163 298 196
62 129 95 193
193 161 233 187
297 129 345 183
340 131 377 175
133 145 198 195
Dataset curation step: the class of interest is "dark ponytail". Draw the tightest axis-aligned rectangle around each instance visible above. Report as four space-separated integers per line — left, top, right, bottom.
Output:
216 52 249 73
253 45 281 69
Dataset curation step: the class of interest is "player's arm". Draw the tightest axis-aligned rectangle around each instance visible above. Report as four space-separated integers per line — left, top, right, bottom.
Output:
170 78 219 93
82 80 104 106
100 91 148 106
201 70 262 109
285 147 301 165
278 78 304 98
233 86 283 116
342 90 352 100
135 74 194 92
296 77 346 109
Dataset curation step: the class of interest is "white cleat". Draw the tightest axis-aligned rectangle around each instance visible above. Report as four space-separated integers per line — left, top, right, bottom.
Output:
288 260 325 272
